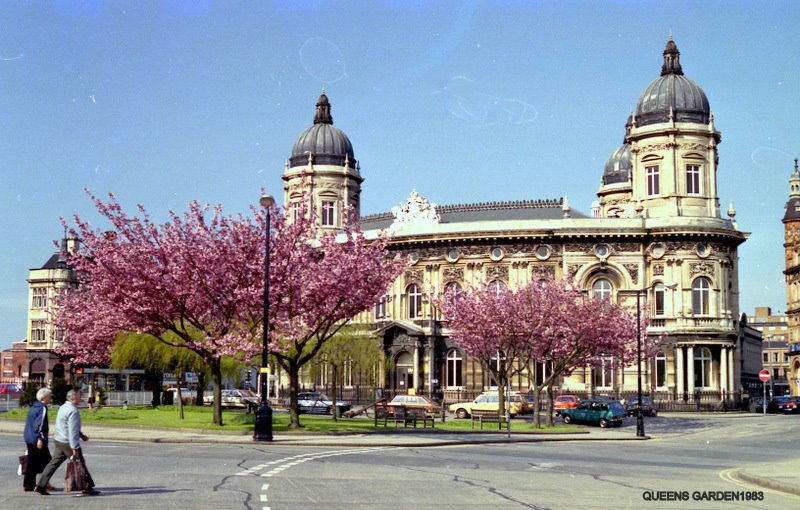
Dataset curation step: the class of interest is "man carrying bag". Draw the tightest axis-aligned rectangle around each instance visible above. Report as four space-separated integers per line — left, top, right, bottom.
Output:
35 389 100 496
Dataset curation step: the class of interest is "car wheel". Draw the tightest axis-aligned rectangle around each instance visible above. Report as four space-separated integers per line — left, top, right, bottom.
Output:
562 414 572 424
599 418 609 428
455 408 468 419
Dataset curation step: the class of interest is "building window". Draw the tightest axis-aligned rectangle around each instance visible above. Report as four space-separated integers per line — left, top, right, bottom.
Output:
646 165 660 196
686 164 701 195
446 349 463 388
592 279 613 302
691 277 711 315
32 288 47 309
694 347 712 388
773 352 779 363
489 280 506 294
653 283 665 316
763 352 769 363
655 351 667 387
31 320 46 343
374 295 388 320
321 200 336 227
593 355 614 388
407 284 422 319
343 358 354 387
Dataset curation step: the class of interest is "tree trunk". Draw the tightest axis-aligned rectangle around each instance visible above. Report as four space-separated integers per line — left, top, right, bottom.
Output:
533 385 544 428
195 372 205 406
546 384 555 427
211 358 223 426
288 362 301 428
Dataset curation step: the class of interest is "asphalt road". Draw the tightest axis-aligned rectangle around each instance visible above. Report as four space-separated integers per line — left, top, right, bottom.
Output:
1 415 798 509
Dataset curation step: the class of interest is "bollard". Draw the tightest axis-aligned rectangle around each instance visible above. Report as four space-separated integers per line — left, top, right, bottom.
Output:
254 402 273 441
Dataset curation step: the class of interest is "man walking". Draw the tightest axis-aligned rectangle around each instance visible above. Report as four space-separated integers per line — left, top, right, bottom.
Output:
35 389 100 496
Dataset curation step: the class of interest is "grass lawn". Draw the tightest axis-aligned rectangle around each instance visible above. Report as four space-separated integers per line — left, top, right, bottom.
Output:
1 406 578 434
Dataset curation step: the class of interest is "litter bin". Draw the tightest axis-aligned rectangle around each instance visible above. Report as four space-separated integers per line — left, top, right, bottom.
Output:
162 390 174 406
335 405 343 419
253 402 273 441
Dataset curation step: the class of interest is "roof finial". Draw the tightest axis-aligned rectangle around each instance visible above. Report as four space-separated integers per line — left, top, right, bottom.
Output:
669 27 673 41
661 36 683 76
313 90 333 125
795 157 798 171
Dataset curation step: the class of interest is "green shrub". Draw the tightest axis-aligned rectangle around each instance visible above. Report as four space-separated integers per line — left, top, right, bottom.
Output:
19 384 39 407
50 378 74 405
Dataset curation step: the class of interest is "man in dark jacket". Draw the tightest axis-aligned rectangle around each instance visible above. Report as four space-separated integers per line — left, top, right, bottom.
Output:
23 388 52 491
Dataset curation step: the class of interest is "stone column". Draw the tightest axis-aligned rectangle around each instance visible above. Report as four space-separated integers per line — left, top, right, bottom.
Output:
687 345 695 394
720 346 729 395
728 348 735 396
676 346 684 398
413 344 419 391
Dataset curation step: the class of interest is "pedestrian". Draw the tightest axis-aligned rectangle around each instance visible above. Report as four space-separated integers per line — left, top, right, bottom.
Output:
87 382 95 409
22 388 53 492
35 389 100 496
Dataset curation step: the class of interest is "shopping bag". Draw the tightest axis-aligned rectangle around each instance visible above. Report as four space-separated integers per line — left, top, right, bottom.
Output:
18 453 27 476
65 456 89 492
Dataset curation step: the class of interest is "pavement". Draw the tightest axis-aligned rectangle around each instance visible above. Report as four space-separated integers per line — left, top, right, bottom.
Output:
1 416 799 498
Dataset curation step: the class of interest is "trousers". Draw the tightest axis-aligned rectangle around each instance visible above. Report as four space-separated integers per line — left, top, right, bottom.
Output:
36 440 95 491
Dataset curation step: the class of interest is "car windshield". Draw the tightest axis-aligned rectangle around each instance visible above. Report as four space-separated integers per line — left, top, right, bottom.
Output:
609 402 626 412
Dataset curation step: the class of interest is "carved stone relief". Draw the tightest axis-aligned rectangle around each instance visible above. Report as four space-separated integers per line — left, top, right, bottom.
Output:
486 265 509 281
652 263 665 276
623 263 639 284
442 267 464 282
405 269 423 283
689 262 714 277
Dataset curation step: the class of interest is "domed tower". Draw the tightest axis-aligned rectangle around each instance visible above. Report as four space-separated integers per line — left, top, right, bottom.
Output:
282 91 363 228
597 117 634 217
783 158 800 395
625 37 721 219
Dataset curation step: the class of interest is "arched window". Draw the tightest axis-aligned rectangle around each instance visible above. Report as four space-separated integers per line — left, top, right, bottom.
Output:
446 349 463 388
654 351 667 387
691 277 711 315
653 283 665 316
489 280 506 294
592 279 613 302
694 347 712 388
407 284 422 319
374 295 388 320
444 281 462 299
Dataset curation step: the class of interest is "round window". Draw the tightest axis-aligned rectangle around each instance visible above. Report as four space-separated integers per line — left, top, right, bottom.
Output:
408 252 419 264
649 242 666 259
446 248 460 262
490 247 504 261
594 244 610 259
695 243 709 258
535 245 551 260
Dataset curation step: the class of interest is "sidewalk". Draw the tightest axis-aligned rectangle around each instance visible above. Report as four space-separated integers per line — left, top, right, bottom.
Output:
2 418 799 497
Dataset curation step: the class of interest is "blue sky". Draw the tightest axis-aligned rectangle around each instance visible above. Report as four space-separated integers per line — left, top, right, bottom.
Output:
1 1 798 351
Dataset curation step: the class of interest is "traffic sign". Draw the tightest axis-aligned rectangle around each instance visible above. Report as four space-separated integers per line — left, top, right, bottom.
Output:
758 369 771 382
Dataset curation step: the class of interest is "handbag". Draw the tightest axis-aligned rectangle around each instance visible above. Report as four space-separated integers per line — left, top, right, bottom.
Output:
17 453 27 476
65 456 89 492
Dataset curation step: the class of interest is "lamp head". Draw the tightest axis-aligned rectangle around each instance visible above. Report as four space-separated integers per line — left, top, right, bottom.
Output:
260 195 275 208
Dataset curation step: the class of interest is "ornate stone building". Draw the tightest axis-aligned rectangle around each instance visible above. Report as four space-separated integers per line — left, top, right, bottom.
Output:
782 158 800 396
281 39 754 404
25 237 79 384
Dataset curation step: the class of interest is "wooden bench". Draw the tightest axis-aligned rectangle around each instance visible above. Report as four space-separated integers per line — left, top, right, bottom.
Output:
378 406 435 429
470 410 509 430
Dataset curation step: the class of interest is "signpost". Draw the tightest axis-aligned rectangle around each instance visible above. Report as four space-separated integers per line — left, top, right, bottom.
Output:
759 370 771 415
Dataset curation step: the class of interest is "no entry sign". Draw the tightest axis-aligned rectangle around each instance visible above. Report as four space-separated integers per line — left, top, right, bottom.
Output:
758 369 771 382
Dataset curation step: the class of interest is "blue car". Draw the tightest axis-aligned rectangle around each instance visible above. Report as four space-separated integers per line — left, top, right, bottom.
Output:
561 399 627 428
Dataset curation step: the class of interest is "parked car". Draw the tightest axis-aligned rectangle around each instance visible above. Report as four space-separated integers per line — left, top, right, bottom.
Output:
522 393 536 414
448 391 528 419
376 394 440 417
553 395 580 416
289 392 351 415
204 389 260 410
0 383 22 394
766 396 798 414
561 399 627 428
625 396 657 417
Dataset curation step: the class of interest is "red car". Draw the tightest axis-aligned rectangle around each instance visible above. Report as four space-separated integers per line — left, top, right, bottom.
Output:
553 395 579 416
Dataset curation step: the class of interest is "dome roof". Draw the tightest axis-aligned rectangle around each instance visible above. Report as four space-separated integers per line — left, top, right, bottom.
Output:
635 38 710 127
603 143 632 185
290 92 356 168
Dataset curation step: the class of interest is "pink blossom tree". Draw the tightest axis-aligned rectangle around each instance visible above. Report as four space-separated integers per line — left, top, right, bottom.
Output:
266 208 404 428
438 283 538 418
525 277 651 428
55 191 265 426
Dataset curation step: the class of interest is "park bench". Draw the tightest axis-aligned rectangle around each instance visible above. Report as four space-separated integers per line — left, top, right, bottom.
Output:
470 409 509 430
379 406 435 429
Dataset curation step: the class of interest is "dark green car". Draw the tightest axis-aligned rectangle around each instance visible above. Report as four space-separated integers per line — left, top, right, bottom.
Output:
561 399 627 428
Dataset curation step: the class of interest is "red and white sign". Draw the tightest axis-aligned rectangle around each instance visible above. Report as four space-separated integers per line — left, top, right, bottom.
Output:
758 369 771 382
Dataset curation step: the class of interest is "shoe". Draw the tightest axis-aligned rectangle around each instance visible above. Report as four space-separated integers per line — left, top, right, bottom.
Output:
34 487 50 496
77 489 101 496
46 484 55 492
23 487 34 492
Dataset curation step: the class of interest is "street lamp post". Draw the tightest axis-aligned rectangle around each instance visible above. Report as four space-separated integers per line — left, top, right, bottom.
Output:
254 195 275 442
636 290 645 437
